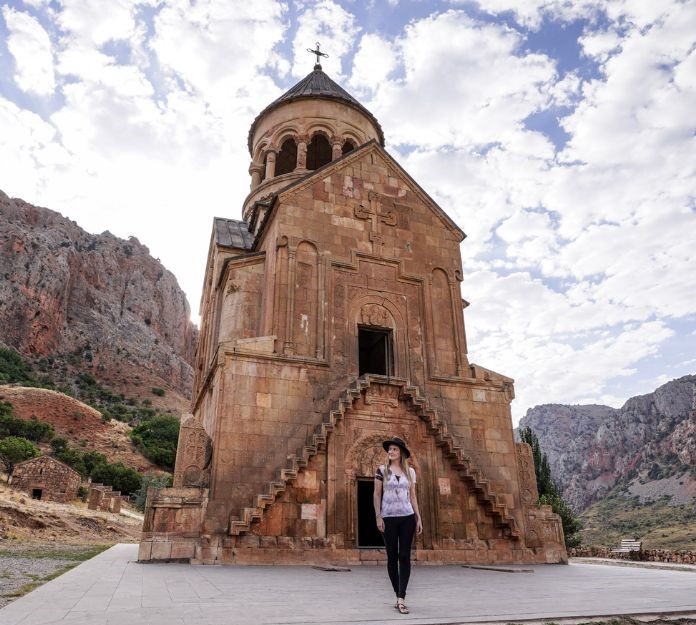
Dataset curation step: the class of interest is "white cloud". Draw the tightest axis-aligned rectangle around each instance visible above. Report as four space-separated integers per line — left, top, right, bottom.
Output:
349 33 398 91
369 10 556 150
291 0 359 79
2 7 56 95
56 0 143 45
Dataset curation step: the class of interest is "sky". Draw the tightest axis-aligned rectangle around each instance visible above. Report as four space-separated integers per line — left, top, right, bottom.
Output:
1 0 695 423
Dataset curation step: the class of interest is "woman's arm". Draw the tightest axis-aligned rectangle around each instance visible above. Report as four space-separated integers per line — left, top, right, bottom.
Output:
374 476 384 532
410 479 423 535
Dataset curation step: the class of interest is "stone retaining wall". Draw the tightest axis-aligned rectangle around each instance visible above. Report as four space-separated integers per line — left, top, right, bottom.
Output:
570 546 696 564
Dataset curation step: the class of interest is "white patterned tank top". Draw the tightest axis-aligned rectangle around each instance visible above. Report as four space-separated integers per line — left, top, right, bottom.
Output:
375 465 416 518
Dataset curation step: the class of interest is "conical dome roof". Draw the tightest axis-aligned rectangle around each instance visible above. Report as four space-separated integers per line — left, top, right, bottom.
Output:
247 67 384 153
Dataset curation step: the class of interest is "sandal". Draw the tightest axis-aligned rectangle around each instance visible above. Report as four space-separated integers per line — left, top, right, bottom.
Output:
397 601 409 614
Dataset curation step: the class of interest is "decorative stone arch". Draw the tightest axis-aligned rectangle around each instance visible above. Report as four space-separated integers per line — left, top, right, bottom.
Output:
269 124 301 149
292 239 321 357
253 140 271 166
345 293 409 378
429 266 458 376
343 429 421 546
345 431 421 480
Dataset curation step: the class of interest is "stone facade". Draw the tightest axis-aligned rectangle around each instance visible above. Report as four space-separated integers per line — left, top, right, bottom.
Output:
140 66 566 566
10 456 81 503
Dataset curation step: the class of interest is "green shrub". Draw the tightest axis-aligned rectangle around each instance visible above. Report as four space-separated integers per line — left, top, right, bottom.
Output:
0 436 40 475
130 415 179 470
90 461 142 496
0 406 54 442
151 387 165 397
133 472 173 511
0 348 37 385
77 485 89 501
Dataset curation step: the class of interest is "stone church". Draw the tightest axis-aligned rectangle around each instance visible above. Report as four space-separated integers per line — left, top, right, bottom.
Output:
139 58 566 565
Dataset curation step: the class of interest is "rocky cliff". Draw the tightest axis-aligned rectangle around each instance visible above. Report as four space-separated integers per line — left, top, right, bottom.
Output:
0 191 197 401
518 374 696 512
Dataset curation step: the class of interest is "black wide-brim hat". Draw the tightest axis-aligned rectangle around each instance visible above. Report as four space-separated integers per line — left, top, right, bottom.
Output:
382 436 411 458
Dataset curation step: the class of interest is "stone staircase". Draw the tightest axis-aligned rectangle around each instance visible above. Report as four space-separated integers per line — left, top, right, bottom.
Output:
228 375 519 538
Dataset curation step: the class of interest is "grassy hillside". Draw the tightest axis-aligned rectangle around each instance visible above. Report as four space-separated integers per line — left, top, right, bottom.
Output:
580 485 696 550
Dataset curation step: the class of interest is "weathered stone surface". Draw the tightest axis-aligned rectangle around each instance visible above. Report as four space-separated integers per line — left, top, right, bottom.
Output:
519 374 696 511
0 191 197 398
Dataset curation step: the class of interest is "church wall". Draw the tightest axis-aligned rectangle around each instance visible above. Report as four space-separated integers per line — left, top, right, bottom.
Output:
203 353 329 532
217 255 265 343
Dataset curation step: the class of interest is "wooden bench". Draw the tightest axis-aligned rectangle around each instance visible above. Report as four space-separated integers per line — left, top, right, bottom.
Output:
611 538 642 553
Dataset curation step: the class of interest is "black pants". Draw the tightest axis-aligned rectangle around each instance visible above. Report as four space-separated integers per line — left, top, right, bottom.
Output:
383 514 416 599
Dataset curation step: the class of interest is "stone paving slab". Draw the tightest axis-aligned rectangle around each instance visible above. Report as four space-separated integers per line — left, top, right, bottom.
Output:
1 545 696 625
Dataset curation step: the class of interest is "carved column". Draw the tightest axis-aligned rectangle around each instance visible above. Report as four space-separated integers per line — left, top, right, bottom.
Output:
248 162 264 190
331 140 342 161
296 137 308 170
284 246 297 355
449 274 466 377
264 150 277 181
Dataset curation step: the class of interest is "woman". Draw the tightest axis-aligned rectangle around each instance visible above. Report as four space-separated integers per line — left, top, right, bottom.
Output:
374 436 423 615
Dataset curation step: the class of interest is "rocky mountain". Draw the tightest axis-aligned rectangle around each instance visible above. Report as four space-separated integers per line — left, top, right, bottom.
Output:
518 374 696 512
0 191 197 404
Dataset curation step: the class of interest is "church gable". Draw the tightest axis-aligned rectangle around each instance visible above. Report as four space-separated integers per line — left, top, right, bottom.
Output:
264 142 465 264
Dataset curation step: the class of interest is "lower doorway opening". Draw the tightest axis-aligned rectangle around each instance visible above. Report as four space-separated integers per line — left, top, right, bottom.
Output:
31 488 42 500
356 478 384 548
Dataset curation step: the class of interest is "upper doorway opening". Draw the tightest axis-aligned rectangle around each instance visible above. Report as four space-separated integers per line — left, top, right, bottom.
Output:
307 133 332 170
358 326 392 376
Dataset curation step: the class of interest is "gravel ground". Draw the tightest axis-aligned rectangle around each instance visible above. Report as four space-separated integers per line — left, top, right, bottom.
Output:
0 544 108 609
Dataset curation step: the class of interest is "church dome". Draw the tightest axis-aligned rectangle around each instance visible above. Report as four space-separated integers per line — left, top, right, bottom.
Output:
247 66 384 153
244 63 385 213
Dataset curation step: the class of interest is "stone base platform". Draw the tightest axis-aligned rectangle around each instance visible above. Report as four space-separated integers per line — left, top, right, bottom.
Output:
138 536 566 566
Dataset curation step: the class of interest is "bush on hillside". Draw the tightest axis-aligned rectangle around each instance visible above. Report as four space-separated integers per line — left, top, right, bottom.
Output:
130 415 180 470
90 461 142 496
0 348 37 385
0 436 40 475
0 404 55 442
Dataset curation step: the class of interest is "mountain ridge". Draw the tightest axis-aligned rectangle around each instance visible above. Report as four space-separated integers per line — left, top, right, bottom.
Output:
519 374 696 512
0 191 198 406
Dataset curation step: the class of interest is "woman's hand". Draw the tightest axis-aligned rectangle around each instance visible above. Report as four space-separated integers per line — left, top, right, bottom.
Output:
376 515 385 532
416 516 423 535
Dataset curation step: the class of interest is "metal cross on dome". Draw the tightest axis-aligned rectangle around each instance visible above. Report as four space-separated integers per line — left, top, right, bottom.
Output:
307 42 329 69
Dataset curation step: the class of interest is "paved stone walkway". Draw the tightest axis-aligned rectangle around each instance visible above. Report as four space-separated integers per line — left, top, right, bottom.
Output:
1 544 696 625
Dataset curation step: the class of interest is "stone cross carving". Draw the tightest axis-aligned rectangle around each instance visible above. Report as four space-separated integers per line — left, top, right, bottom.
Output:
355 191 397 254
173 414 212 488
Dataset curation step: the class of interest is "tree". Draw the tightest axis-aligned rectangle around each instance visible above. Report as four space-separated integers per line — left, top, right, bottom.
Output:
130 415 180 470
133 472 173 512
519 426 557 497
518 426 582 548
0 404 54 442
90 461 142 496
0 348 37 385
0 436 40 475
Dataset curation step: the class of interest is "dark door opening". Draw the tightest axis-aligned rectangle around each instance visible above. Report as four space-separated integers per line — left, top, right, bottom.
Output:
32 488 42 500
358 326 392 376
357 479 384 547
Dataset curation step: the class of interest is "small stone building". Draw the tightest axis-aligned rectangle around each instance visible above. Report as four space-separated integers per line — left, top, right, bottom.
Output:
10 455 81 503
140 60 566 566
